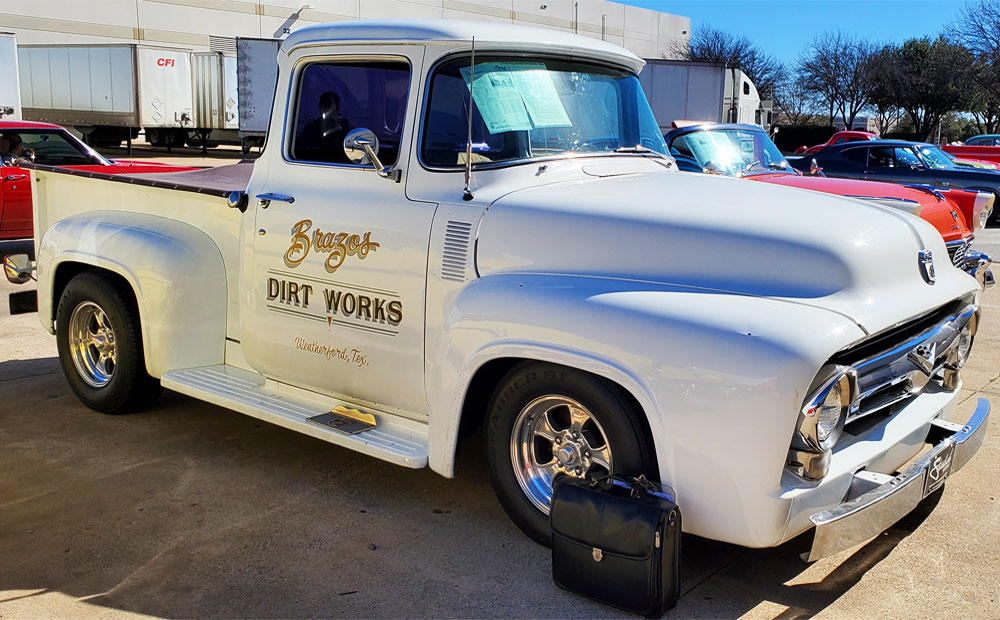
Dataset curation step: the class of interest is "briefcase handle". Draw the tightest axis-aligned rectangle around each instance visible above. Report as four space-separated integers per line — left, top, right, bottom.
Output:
590 474 674 503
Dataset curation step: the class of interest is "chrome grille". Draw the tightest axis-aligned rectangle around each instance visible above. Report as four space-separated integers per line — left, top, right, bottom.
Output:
836 302 976 425
947 239 969 268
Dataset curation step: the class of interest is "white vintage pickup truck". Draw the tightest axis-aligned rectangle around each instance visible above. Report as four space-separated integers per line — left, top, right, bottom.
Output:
4 20 990 561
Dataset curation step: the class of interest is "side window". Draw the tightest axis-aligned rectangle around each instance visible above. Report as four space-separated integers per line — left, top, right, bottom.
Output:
868 147 894 167
842 147 868 167
894 147 921 167
833 137 845 144
289 60 410 165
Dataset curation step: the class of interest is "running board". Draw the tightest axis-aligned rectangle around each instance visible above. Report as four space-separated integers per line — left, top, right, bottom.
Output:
161 365 428 468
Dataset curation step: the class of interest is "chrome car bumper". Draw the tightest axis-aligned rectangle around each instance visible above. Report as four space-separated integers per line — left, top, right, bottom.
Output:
805 397 989 562
964 249 994 289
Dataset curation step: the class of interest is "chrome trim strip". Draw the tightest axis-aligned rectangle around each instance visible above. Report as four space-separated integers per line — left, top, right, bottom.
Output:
805 397 990 561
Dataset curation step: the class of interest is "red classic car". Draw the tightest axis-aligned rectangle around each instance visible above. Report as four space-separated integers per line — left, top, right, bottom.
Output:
666 123 993 286
793 130 878 155
943 136 1000 164
1 120 197 247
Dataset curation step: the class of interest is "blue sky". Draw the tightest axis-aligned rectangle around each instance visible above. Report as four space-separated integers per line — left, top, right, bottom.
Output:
617 0 968 62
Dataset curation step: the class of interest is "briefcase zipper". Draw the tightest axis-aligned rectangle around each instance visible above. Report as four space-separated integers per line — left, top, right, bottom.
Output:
655 530 661 549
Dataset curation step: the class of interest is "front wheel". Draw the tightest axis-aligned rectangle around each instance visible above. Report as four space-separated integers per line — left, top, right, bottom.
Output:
485 362 657 545
56 272 161 414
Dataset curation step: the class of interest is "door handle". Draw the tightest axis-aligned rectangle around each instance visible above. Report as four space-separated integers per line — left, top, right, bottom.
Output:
862 169 873 174
255 192 295 207
3 174 26 182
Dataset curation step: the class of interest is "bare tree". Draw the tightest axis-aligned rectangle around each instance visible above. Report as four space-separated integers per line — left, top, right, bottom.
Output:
799 32 875 129
772 72 816 125
953 0 1000 132
864 46 905 135
954 0 1000 78
678 26 786 100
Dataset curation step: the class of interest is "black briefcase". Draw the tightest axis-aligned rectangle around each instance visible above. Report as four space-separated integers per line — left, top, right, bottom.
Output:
550 475 681 618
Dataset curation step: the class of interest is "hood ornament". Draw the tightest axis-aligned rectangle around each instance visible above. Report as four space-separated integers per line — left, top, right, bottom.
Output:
918 250 936 284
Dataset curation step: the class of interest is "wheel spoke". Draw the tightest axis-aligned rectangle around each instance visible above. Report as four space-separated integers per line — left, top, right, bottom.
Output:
533 411 558 441
569 405 590 430
590 445 612 471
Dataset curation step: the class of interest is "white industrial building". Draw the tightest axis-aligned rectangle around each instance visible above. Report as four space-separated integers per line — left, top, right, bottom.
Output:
0 0 690 59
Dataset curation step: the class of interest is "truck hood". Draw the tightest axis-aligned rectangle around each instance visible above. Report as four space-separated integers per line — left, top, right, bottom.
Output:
476 171 977 335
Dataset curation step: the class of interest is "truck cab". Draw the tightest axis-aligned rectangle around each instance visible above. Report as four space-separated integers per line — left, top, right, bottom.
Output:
5 20 990 562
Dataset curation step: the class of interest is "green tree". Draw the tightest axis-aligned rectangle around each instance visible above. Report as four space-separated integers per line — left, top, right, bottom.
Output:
869 38 975 140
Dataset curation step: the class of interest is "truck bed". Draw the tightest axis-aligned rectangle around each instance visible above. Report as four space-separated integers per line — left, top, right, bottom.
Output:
25 161 245 341
22 161 253 196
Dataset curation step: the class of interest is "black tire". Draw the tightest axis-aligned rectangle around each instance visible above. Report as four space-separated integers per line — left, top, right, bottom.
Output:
485 362 657 546
56 272 162 414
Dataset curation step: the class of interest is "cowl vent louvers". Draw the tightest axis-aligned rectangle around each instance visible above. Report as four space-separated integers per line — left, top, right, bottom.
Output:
442 220 473 282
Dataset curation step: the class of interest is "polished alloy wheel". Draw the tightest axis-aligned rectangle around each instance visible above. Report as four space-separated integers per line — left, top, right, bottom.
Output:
510 395 613 514
68 301 117 388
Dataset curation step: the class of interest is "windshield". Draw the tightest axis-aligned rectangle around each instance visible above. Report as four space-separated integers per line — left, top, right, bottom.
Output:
668 128 790 177
421 56 667 168
1 128 109 167
918 145 958 170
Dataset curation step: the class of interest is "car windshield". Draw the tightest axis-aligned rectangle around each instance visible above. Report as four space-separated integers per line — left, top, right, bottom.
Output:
2 128 109 166
421 56 668 168
917 145 958 170
668 128 791 177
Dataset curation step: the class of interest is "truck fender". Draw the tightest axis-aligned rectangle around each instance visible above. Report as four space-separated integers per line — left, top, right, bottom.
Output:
37 211 228 378
426 273 866 545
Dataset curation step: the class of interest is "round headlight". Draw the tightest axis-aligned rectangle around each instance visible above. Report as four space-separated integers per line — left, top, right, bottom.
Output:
816 387 843 443
797 366 856 453
956 325 973 367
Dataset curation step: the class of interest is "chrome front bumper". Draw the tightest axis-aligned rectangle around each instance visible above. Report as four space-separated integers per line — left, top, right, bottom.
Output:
964 249 994 289
805 397 990 561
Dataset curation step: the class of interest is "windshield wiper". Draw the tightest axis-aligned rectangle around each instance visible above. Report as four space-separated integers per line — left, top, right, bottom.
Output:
740 160 761 176
613 145 676 169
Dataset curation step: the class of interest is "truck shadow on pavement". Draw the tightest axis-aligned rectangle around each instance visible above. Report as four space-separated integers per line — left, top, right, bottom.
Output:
0 368 940 619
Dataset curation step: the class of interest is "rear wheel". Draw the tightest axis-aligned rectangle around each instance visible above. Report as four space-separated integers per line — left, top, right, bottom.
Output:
56 272 161 414
485 362 657 545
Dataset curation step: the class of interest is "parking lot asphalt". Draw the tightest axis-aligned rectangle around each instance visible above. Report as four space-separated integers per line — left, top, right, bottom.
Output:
1 171 999 619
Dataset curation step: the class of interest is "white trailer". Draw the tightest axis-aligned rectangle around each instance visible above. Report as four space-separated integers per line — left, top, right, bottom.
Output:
723 68 764 128
190 51 240 150
236 37 280 152
0 33 21 120
639 60 767 132
17 44 194 148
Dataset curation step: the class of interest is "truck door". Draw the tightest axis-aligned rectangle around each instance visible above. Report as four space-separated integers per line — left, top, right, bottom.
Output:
242 49 435 414
0 163 32 237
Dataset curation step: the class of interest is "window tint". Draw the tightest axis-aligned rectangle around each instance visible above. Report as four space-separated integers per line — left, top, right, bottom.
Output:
842 147 868 166
894 147 921 166
6 130 97 166
868 147 894 167
290 61 410 165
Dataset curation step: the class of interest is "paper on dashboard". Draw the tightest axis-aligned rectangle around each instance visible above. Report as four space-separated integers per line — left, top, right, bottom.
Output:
461 63 532 134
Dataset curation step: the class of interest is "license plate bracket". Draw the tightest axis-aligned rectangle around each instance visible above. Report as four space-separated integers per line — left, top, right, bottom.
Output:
922 440 956 497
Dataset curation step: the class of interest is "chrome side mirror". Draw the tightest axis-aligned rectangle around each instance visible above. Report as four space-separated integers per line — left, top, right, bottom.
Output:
810 158 825 177
344 127 379 165
3 253 33 284
344 127 398 181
